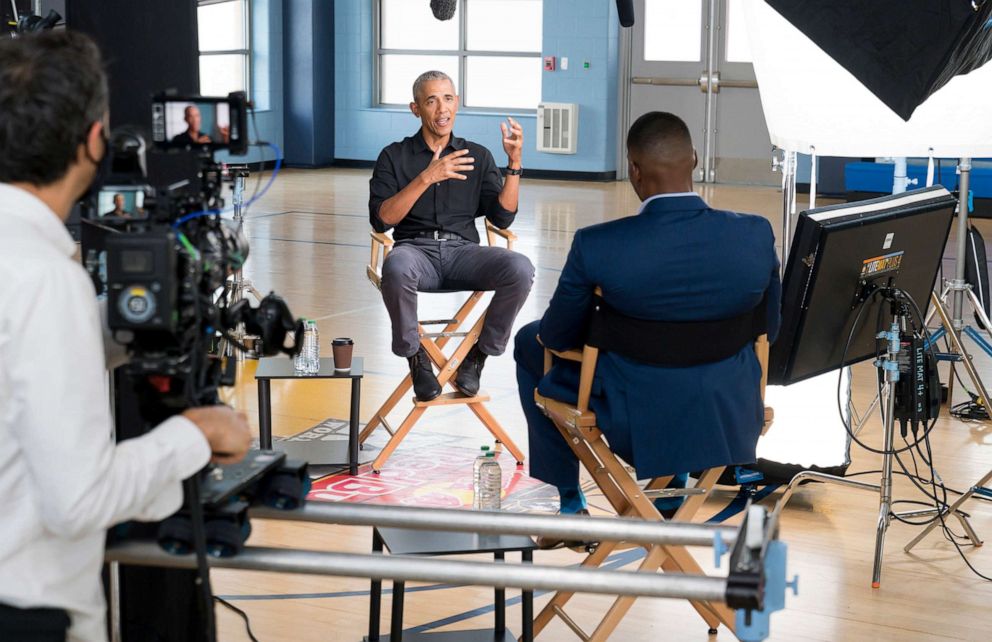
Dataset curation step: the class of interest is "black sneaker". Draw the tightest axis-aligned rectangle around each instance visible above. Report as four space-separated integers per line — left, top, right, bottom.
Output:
454 344 487 396
408 347 442 402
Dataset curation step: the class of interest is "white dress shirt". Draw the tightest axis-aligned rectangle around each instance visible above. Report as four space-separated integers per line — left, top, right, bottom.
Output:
0 184 211 641
636 190 701 215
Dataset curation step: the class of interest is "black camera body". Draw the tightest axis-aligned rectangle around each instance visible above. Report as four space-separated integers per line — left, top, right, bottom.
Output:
83 92 301 401
105 230 178 332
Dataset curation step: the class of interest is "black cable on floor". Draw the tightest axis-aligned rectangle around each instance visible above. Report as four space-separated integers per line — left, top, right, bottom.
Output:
215 596 261 642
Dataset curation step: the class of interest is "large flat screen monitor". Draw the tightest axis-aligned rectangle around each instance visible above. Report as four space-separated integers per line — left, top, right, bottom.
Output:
769 186 956 385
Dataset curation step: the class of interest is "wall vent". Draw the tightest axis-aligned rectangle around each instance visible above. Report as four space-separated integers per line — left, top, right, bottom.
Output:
536 102 578 154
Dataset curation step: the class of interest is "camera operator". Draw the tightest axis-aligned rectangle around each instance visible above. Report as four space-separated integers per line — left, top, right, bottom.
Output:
0 31 251 642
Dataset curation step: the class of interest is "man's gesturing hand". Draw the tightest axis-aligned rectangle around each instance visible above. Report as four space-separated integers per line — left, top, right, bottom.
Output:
419 146 475 185
183 405 252 465
501 116 523 167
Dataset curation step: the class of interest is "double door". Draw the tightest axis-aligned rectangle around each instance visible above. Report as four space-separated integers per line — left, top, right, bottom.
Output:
624 0 773 185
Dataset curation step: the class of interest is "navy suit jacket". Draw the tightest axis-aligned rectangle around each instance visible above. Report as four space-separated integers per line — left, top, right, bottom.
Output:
537 194 781 479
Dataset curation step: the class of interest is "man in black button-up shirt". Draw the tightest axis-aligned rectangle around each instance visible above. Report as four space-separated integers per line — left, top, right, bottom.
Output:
369 70 534 401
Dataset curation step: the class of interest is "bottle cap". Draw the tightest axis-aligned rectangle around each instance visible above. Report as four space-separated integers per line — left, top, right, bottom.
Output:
485 452 495 457
480 446 490 452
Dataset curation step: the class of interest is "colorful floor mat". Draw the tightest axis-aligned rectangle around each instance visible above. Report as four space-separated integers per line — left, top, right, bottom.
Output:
281 420 559 512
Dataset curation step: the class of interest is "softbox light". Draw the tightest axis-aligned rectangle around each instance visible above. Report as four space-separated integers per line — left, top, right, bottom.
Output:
766 0 992 122
742 0 992 481
744 0 992 157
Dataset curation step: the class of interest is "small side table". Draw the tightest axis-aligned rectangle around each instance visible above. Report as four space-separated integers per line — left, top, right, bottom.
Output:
255 356 366 475
367 527 536 642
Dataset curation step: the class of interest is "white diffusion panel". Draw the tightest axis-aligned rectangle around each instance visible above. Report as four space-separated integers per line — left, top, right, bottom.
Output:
743 0 992 157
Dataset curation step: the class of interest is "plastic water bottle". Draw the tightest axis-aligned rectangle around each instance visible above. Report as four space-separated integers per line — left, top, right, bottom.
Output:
472 445 490 507
293 319 310 372
473 451 502 511
305 320 320 374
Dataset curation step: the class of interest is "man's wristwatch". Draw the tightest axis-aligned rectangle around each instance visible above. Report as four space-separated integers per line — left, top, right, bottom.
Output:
504 166 523 176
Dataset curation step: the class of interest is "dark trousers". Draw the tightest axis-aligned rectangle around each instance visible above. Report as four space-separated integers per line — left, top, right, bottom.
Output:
514 320 583 488
381 239 535 358
0 603 70 642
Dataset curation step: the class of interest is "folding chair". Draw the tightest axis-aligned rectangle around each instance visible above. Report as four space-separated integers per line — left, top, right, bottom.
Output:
360 222 527 473
532 289 773 641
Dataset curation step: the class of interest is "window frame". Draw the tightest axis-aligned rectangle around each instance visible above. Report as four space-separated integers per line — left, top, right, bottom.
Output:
374 0 542 113
197 0 252 99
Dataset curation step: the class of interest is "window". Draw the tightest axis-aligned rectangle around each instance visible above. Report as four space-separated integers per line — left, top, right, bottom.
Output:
643 0 702 62
724 0 753 64
376 0 543 111
197 0 250 97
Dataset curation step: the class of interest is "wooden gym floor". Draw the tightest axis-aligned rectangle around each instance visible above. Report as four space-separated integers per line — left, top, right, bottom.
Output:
212 168 992 641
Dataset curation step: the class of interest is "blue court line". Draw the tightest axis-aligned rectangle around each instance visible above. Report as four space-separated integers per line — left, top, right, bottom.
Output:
407 549 646 634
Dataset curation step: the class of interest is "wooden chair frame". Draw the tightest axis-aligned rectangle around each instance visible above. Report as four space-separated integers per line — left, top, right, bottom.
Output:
531 288 773 641
360 222 526 472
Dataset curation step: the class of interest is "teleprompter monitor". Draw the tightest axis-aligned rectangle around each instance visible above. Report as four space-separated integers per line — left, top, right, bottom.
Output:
768 186 956 385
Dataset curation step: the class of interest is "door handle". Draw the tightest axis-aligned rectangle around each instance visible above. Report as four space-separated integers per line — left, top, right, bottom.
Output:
631 74 757 92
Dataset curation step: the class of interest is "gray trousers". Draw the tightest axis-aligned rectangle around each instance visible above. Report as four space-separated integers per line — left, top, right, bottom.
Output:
381 239 535 358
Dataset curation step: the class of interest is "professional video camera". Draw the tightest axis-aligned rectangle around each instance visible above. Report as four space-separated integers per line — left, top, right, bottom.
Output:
81 92 308 641
82 91 301 406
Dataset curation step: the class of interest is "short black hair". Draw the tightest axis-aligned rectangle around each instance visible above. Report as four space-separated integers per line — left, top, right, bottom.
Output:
0 31 108 185
626 111 693 161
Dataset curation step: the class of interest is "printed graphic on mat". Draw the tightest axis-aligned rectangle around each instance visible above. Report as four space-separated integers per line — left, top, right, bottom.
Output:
280 419 559 512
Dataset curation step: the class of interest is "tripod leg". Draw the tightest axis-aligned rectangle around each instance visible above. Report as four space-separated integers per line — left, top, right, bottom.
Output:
872 496 891 588
925 286 950 328
852 393 880 438
930 293 992 409
953 510 984 547
967 286 992 340
905 467 992 552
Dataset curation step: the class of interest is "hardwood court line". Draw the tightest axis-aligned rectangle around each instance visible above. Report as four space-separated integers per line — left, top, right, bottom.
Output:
248 236 368 249
310 304 387 322
245 210 295 220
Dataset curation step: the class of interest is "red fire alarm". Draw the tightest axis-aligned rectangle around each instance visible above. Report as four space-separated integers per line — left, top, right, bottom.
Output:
543 56 556 71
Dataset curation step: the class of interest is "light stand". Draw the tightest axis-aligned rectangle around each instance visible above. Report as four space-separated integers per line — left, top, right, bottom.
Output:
773 148 798 276
223 166 264 360
922 159 992 409
902 158 992 552
771 293 980 587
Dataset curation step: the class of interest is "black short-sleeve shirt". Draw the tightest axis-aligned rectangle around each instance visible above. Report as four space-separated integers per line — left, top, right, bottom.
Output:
368 130 517 243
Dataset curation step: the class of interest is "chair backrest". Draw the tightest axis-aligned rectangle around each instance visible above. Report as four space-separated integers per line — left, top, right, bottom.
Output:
544 287 771 416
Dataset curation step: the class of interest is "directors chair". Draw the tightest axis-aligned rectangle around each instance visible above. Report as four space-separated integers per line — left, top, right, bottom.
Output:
361 222 526 473
533 288 774 641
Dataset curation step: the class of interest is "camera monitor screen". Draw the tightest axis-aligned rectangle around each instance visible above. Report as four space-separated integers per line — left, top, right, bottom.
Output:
97 186 149 220
151 93 247 154
768 186 956 385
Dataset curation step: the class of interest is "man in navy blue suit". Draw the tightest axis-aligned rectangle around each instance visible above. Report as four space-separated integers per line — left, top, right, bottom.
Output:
514 112 781 541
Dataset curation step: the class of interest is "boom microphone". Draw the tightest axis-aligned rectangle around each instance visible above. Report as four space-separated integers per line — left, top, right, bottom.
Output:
430 0 457 21
616 0 635 28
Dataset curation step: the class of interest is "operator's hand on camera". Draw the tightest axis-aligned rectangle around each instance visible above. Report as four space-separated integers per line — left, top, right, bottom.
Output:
182 405 251 465
219 125 230 144
194 132 211 144
419 146 474 185
501 116 523 168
